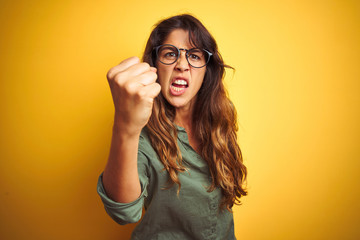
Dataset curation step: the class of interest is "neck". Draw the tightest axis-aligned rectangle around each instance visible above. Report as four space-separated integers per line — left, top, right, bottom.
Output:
174 95 198 130
174 101 201 154
174 106 193 131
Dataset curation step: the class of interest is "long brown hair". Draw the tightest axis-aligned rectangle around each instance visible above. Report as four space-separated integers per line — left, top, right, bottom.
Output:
142 14 247 211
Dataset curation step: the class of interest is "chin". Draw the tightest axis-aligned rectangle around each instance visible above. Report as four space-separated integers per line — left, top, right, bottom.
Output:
168 100 186 108
166 97 188 109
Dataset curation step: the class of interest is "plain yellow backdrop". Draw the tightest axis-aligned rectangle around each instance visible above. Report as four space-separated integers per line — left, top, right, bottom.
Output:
1 0 359 239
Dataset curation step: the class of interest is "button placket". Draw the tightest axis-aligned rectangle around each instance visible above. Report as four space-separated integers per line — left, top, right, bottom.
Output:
177 125 221 239
207 196 218 239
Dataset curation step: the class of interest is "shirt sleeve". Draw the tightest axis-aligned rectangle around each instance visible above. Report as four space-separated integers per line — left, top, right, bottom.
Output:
97 150 150 225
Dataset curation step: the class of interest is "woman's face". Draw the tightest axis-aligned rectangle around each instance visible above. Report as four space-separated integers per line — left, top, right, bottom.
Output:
156 29 206 112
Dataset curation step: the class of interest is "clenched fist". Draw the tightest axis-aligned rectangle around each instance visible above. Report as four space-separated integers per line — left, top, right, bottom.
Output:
107 57 161 136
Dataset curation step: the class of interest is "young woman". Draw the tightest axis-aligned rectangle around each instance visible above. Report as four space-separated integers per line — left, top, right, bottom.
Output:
97 14 247 240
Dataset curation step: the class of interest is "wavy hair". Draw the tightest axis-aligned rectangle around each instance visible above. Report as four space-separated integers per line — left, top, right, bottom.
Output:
142 14 247 211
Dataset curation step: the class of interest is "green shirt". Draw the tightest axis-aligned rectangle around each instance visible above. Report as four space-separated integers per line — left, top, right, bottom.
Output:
97 126 236 240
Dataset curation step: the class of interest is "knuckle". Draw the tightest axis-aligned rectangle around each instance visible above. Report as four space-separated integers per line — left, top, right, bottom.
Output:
143 71 157 82
125 56 140 65
147 70 156 77
113 72 127 85
139 62 150 70
123 81 136 94
106 68 115 80
136 89 146 98
141 62 150 67
153 85 161 94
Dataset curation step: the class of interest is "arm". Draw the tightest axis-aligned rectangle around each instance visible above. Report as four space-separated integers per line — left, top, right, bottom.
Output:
102 121 141 203
101 57 160 203
97 134 151 225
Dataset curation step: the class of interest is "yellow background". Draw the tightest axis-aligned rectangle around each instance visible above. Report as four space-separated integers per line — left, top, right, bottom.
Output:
1 0 359 239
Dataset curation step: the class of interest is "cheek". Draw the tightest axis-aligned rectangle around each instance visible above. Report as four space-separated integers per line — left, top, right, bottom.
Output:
157 69 166 85
157 66 172 84
193 69 206 87
157 72 173 94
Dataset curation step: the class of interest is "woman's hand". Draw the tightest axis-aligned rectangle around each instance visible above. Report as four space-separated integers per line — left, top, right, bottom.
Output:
107 57 161 136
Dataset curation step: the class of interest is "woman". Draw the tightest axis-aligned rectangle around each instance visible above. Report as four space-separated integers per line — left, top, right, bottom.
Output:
97 14 247 240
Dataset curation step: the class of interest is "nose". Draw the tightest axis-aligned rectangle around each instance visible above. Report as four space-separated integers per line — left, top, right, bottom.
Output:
175 50 190 72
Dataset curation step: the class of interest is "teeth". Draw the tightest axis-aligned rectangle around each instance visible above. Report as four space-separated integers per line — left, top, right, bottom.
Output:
172 86 182 92
173 79 187 86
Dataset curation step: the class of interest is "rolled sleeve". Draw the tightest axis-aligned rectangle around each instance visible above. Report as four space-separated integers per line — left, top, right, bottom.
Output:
97 131 151 225
97 174 148 225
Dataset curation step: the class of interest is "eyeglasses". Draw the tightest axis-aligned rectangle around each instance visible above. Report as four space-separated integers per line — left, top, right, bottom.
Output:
154 44 213 68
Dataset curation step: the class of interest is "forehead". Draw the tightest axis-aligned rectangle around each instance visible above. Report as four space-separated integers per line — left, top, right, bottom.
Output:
162 29 196 49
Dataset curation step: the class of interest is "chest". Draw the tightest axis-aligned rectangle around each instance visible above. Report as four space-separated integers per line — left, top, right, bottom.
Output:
185 130 202 155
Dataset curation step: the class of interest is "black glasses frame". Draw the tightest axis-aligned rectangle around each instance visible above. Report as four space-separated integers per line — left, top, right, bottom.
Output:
154 44 213 68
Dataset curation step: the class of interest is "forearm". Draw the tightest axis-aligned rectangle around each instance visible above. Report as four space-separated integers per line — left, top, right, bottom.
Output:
102 120 142 203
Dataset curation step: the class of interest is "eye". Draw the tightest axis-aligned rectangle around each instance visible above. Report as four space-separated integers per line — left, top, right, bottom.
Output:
164 52 177 58
189 54 201 60
159 46 178 59
188 49 204 61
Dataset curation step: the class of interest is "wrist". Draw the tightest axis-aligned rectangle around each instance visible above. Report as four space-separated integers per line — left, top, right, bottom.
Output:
112 118 142 140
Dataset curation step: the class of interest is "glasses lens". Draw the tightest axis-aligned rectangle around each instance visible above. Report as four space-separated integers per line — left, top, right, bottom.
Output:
187 49 208 68
158 45 179 65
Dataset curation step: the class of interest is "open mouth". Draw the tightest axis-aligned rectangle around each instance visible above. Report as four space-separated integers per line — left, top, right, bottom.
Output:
171 79 188 92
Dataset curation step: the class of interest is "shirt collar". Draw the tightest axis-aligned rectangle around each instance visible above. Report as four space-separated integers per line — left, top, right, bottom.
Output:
175 125 186 132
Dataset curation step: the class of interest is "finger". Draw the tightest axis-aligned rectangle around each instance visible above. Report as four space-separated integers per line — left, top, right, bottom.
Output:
131 70 157 86
142 83 161 99
125 62 152 78
150 67 157 73
107 57 140 79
